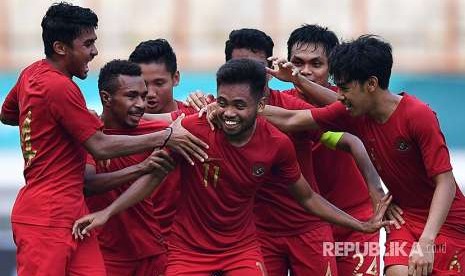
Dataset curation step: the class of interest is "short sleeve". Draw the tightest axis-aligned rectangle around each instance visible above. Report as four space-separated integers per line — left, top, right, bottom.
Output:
1 81 20 122
311 101 357 133
47 80 102 143
272 135 302 184
410 105 452 178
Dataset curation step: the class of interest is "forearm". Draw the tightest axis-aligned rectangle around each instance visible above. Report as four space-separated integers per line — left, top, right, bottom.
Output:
85 164 147 194
294 74 338 106
143 112 173 123
261 106 317 132
103 173 164 218
298 192 364 231
86 129 169 160
420 173 456 241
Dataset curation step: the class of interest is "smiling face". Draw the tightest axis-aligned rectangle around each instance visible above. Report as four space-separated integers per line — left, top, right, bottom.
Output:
65 28 98 79
105 75 148 128
139 62 179 113
289 42 330 87
336 80 373 117
216 83 264 142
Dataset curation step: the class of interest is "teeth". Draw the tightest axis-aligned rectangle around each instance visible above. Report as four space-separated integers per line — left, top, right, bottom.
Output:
225 120 238 125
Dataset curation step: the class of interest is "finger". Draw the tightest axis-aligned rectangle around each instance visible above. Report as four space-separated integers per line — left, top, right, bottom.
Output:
393 204 404 215
408 261 415 276
187 132 209 151
384 224 391 234
175 146 195 166
265 67 278 77
427 262 433 275
421 264 428 276
152 156 176 172
191 94 205 110
267 56 278 62
81 223 95 236
208 117 216 131
390 207 405 226
386 210 401 229
180 142 206 163
198 107 207 118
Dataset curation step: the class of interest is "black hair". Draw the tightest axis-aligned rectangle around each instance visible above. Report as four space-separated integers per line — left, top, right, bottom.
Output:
287 24 339 60
98 59 142 94
225 28 274 65
329 35 393 89
129 39 177 75
216 58 266 101
41 2 98 58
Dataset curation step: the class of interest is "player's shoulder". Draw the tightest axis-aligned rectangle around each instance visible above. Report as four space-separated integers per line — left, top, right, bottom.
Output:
138 119 169 132
181 114 210 134
257 117 292 144
269 89 314 110
401 93 437 122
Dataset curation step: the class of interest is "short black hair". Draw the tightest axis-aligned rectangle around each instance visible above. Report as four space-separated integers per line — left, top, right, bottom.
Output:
329 35 393 89
129 39 177 75
287 24 339 60
98 59 142 94
41 2 98 58
216 58 266 101
225 28 274 65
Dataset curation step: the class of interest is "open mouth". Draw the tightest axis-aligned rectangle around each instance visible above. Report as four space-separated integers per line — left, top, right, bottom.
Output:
222 119 240 130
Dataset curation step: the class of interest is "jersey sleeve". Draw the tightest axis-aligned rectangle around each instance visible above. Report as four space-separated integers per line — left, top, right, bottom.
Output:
1 81 20 122
47 80 102 144
272 135 302 184
311 101 357 133
410 105 452 178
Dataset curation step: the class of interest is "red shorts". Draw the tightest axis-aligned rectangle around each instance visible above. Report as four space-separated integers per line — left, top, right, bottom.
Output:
331 206 380 276
12 222 106 276
104 253 167 276
258 224 338 276
384 220 465 275
165 243 266 276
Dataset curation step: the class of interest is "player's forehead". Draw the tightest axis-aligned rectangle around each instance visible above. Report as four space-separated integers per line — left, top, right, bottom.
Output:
231 48 267 66
73 28 97 44
290 42 326 60
217 83 254 102
116 75 147 93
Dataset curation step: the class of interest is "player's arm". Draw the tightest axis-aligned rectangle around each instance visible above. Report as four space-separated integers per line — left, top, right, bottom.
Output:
261 105 319 132
72 150 175 239
84 114 208 165
408 170 456 275
266 57 337 106
0 112 19 126
84 150 164 195
289 175 393 233
142 112 173 123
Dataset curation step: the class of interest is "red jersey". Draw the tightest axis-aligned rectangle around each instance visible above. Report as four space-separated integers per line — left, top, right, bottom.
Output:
285 88 372 213
169 115 301 253
85 120 170 260
312 93 465 237
1 59 102 228
254 90 327 236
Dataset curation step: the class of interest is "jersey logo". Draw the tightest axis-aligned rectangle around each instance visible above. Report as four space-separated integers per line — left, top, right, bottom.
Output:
252 163 266 177
449 251 461 272
395 138 410 152
21 109 37 167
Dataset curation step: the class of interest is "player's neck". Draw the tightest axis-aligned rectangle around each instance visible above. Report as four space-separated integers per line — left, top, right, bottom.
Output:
225 121 257 147
45 57 72 79
368 89 402 124
159 100 179 113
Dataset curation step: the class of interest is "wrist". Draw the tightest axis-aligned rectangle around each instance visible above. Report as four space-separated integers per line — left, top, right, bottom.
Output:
161 127 173 148
419 235 435 244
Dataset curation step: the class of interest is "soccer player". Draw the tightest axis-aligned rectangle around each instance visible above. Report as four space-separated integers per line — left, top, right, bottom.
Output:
263 35 465 276
188 28 387 275
84 59 175 275
283 24 387 275
0 3 206 275
73 58 392 276
129 39 194 236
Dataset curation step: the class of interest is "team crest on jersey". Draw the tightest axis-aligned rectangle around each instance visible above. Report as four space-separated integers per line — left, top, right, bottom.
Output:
252 163 266 177
395 137 410 152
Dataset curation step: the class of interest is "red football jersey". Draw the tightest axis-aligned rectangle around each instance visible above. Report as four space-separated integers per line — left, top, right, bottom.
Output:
85 119 171 260
312 93 465 237
285 88 372 213
1 59 102 228
168 115 301 253
254 90 328 236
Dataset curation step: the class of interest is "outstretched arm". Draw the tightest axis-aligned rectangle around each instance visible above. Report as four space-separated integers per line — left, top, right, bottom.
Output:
289 175 392 233
72 150 175 239
261 105 319 133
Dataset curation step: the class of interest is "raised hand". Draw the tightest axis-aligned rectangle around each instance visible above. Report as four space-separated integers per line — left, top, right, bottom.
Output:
198 102 221 131
183 90 214 111
167 113 209 165
266 56 301 83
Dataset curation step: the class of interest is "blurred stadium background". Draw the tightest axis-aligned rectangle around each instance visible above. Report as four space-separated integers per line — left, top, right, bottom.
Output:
1 0 464 275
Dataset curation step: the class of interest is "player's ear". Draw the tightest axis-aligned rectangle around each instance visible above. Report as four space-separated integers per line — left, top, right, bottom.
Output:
172 71 180 87
366 76 378 93
53 41 67 56
100 90 112 107
257 96 266 113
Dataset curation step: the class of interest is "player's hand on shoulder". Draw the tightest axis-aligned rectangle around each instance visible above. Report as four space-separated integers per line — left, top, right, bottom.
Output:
360 194 395 233
266 56 301 83
183 90 214 111
72 209 110 240
167 113 209 165
198 102 221 131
